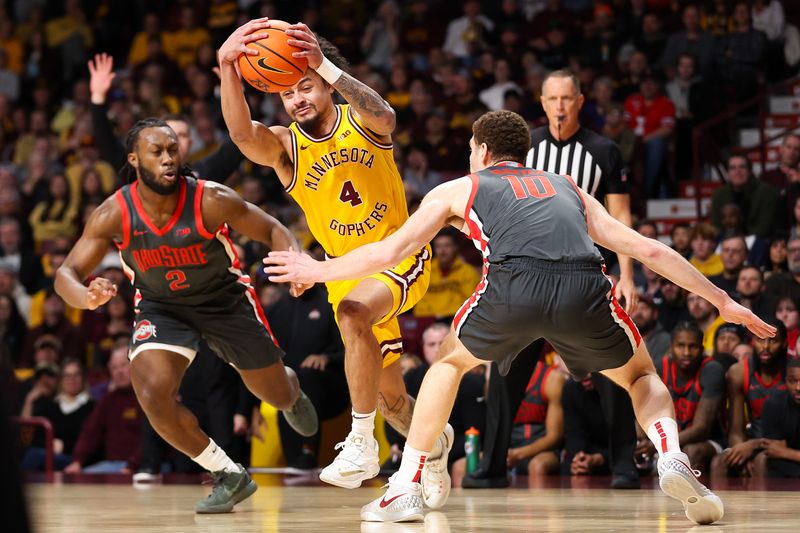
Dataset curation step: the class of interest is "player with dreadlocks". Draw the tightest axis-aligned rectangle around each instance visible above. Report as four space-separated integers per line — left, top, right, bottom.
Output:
55 118 319 513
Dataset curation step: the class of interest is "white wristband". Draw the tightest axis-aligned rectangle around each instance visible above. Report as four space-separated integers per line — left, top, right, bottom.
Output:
315 57 342 84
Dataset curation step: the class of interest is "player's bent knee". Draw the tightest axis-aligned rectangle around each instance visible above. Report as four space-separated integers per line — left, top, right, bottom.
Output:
336 299 375 333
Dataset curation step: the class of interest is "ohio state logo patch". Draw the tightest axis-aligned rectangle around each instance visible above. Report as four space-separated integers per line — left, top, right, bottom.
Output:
133 320 157 342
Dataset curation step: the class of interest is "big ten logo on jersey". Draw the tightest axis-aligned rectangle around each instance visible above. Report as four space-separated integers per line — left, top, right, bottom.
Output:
134 320 157 342
329 202 388 237
337 129 351 142
302 147 376 191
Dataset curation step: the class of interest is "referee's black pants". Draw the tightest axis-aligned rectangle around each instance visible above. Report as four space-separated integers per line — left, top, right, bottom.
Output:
471 340 638 481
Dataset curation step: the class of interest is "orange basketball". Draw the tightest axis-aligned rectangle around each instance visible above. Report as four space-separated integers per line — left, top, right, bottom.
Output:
238 20 308 93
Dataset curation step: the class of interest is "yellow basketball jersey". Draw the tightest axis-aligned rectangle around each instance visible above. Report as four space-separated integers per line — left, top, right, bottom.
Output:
287 104 409 257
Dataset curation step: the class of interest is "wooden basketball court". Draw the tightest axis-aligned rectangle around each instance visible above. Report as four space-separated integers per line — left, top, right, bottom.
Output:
26 474 800 532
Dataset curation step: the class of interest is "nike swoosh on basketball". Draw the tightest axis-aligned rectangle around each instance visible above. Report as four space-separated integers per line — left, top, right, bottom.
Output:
256 57 291 75
379 494 406 508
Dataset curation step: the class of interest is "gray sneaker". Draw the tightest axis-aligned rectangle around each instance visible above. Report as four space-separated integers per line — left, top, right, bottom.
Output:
195 464 257 514
282 390 319 437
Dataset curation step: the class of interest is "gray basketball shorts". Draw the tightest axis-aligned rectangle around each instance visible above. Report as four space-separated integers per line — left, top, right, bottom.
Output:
453 257 640 377
129 293 283 370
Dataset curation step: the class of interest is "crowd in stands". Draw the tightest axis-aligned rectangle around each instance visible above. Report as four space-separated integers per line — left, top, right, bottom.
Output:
1 0 800 480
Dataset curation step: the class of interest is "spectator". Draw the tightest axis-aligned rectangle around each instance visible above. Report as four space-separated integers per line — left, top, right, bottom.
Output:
0 266 31 329
712 322 749 370
413 229 480 320
0 292 26 360
601 105 635 167
422 110 466 173
19 360 59 418
709 234 747 297
442 0 494 63
756 357 800 478
623 71 675 198
0 49 19 102
0 217 44 295
736 265 777 319
776 296 800 356
398 0 444 71
660 5 716 79
361 0 399 71
670 222 693 259
127 13 163 67
402 143 443 197
765 234 788 280
43 0 93 84
64 348 142 474
646 322 726 471
633 13 667 66
714 320 787 477
506 359 565 477
666 53 709 181
20 357 95 471
561 376 611 476
751 0 787 80
614 50 648 102
163 6 210 69
710 155 781 238
478 58 522 111
689 222 723 277
263 284 348 470
765 236 800 304
713 1 767 101
686 293 726 356
21 290 84 367
27 173 78 250
760 133 800 193
583 76 614 132
656 277 692 337
732 342 755 363
631 294 671 364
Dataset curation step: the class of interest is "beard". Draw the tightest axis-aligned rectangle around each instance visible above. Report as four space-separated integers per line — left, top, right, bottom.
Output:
138 165 178 196
295 105 321 132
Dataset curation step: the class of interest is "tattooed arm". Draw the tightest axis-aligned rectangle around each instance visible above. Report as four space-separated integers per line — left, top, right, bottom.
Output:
285 22 397 137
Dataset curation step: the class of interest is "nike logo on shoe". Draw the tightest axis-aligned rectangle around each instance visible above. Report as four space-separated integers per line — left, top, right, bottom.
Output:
379 494 405 508
338 469 365 477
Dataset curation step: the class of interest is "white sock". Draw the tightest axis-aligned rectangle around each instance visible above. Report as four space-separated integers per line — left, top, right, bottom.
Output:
646 417 681 455
351 410 375 440
397 445 427 484
192 439 240 473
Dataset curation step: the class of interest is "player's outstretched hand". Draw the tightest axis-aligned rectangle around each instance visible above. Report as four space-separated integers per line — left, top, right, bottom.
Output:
218 17 272 65
264 250 323 285
285 23 323 69
717 298 777 339
86 277 117 310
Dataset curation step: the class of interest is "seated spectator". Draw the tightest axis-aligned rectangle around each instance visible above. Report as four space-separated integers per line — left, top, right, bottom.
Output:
713 1 767 101
601 105 635 168
709 234 747 297
19 360 59 418
623 71 675 198
789 197 800 241
506 359 565 477
0 292 26 359
561 375 612 476
478 59 521 111
632 294 671 364
756 357 800 478
736 265 777 319
646 322 726 471
670 222 693 259
712 323 749 370
21 290 84 367
20 357 95 471
764 234 788 280
64 348 142 474
713 320 786 477
402 143 443 197
0 216 44 295
689 222 723 277
163 6 210 69
660 5 715 79
656 277 692 333
776 296 800 356
765 235 800 304
413 228 480 320
711 155 781 238
442 0 494 64
717 204 770 267
263 284 348 470
760 133 800 193
423 110 466 173
28 173 78 250
687 293 727 356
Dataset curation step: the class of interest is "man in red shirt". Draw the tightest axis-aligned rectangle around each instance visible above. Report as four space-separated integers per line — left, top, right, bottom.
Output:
624 71 675 199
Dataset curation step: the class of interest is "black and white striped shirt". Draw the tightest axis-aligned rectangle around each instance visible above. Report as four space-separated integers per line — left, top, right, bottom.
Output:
524 126 629 204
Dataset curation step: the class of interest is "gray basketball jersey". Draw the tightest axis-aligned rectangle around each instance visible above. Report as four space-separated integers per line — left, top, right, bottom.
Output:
115 176 249 306
464 162 603 263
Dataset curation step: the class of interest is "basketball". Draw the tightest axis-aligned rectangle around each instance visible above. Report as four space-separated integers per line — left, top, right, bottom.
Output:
238 20 308 93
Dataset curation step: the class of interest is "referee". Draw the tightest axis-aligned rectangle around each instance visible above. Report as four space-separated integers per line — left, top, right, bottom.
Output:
464 70 641 490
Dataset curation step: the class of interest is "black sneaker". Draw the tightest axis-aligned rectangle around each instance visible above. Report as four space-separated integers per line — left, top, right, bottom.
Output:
282 390 319 437
195 464 257 514
461 468 509 489
611 472 641 490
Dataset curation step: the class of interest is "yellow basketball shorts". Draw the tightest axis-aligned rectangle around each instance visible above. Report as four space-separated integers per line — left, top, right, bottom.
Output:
326 245 432 367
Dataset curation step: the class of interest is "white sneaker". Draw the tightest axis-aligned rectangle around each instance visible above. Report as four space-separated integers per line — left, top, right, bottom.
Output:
421 424 454 509
657 452 724 525
319 432 380 489
361 474 424 522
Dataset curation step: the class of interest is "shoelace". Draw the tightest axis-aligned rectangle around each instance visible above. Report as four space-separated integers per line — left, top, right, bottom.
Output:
333 437 367 461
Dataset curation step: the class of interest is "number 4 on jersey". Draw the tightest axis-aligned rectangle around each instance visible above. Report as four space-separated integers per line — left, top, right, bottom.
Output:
339 180 363 207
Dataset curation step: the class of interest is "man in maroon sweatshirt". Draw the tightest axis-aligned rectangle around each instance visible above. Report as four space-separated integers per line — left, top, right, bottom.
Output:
65 347 141 473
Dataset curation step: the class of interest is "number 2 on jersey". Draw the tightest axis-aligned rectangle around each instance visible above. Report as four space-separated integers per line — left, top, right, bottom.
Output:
166 269 190 291
502 174 556 200
339 180 363 207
